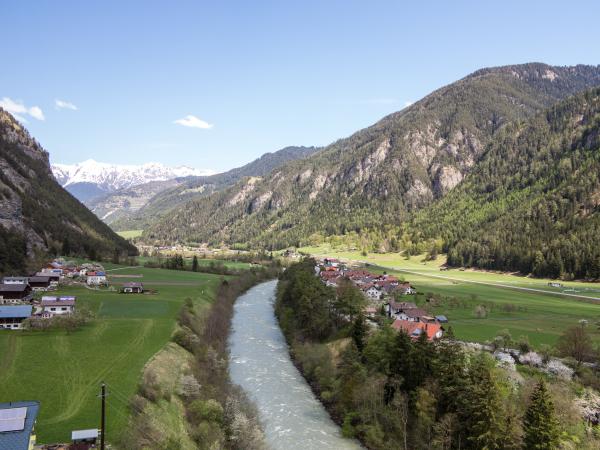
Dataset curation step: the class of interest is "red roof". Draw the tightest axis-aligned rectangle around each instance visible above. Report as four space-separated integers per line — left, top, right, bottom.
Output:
392 320 442 341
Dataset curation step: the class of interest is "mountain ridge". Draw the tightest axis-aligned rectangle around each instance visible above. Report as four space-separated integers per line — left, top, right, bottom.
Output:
143 63 600 249
52 159 215 202
0 109 136 274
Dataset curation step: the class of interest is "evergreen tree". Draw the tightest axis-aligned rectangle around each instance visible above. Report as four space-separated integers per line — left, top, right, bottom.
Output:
351 313 367 353
463 353 504 450
523 380 560 450
192 255 199 272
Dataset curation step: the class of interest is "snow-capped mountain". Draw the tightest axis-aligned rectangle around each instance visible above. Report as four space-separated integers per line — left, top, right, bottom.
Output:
51 159 215 202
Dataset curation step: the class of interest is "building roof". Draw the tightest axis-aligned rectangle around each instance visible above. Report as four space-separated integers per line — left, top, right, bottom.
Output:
28 276 50 284
388 300 417 310
0 284 28 293
72 428 99 440
0 306 32 319
403 308 429 318
0 401 39 450
41 297 75 307
123 282 143 288
392 320 442 340
35 272 59 279
435 315 449 322
1 277 28 284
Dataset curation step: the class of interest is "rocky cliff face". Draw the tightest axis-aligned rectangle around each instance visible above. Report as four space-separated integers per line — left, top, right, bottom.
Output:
0 109 135 271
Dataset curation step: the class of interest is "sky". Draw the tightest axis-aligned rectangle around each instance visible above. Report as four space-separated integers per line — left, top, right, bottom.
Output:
1 0 599 172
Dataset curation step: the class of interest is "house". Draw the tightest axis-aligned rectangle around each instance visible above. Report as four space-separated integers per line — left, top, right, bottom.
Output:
0 284 31 304
28 276 51 292
0 305 32 330
86 272 107 286
0 401 40 450
363 285 383 300
41 297 76 317
397 308 430 322
396 282 416 295
392 319 443 340
363 306 379 319
71 428 99 447
387 300 417 319
1 277 29 285
35 272 59 287
121 282 144 293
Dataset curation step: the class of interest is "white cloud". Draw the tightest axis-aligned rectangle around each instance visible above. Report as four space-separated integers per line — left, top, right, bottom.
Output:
174 115 213 129
0 97 45 121
55 99 78 111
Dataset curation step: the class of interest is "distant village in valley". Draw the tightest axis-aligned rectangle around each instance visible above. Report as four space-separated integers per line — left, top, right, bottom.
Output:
315 257 446 341
0 259 146 450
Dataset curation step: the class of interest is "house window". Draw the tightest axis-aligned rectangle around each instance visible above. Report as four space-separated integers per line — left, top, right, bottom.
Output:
51 307 56 311
61 307 67 311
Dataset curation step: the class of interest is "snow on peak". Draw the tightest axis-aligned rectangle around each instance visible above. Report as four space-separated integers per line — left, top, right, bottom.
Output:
51 160 215 192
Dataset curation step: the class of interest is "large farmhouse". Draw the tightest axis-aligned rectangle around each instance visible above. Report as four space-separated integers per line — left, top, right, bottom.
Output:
0 305 32 330
0 284 31 304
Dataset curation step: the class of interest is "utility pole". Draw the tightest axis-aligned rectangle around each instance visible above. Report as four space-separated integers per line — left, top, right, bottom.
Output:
99 382 107 450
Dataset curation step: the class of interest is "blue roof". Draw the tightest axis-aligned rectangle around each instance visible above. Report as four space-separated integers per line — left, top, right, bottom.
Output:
0 401 39 450
0 306 32 319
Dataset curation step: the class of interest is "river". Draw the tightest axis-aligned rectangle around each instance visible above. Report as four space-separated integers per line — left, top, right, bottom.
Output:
229 280 363 450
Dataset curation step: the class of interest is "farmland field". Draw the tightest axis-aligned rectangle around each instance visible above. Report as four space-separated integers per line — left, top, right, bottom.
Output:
300 245 600 347
0 265 224 444
115 229 144 239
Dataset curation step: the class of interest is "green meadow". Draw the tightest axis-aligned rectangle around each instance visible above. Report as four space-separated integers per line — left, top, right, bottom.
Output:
0 265 224 444
115 229 144 239
300 245 600 347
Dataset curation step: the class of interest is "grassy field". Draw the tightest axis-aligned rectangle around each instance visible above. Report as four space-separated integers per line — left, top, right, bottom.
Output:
116 229 144 239
300 245 600 347
0 265 223 444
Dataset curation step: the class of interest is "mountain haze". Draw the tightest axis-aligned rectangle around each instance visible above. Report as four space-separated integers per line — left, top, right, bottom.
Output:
52 160 213 202
0 109 136 274
108 145 319 230
144 63 600 249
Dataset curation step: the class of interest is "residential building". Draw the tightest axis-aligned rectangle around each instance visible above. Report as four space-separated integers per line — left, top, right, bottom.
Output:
35 272 59 287
392 319 443 340
0 401 40 450
86 272 107 286
121 282 144 293
1 277 28 285
363 285 383 300
0 306 32 329
28 276 50 292
397 308 430 322
387 300 417 319
0 284 31 304
41 297 76 317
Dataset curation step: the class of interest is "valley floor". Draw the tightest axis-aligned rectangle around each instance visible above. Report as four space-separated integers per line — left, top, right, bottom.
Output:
300 246 600 347
0 264 223 444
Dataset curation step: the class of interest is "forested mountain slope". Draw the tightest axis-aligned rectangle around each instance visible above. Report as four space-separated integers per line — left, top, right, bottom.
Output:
0 109 136 274
109 145 319 231
144 63 600 248
412 87 600 279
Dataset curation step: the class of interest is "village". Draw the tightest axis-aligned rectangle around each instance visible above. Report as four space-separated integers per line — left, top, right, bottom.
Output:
316 257 447 341
0 259 145 450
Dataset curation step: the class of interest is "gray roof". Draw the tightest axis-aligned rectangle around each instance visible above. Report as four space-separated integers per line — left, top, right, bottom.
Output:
0 306 32 319
0 401 39 450
72 428 99 440
28 276 50 283
0 284 28 293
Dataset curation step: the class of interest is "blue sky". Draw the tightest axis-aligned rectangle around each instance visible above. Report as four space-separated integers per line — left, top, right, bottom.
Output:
2 0 599 172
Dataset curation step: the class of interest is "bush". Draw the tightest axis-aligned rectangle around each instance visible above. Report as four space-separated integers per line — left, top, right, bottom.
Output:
189 399 224 424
